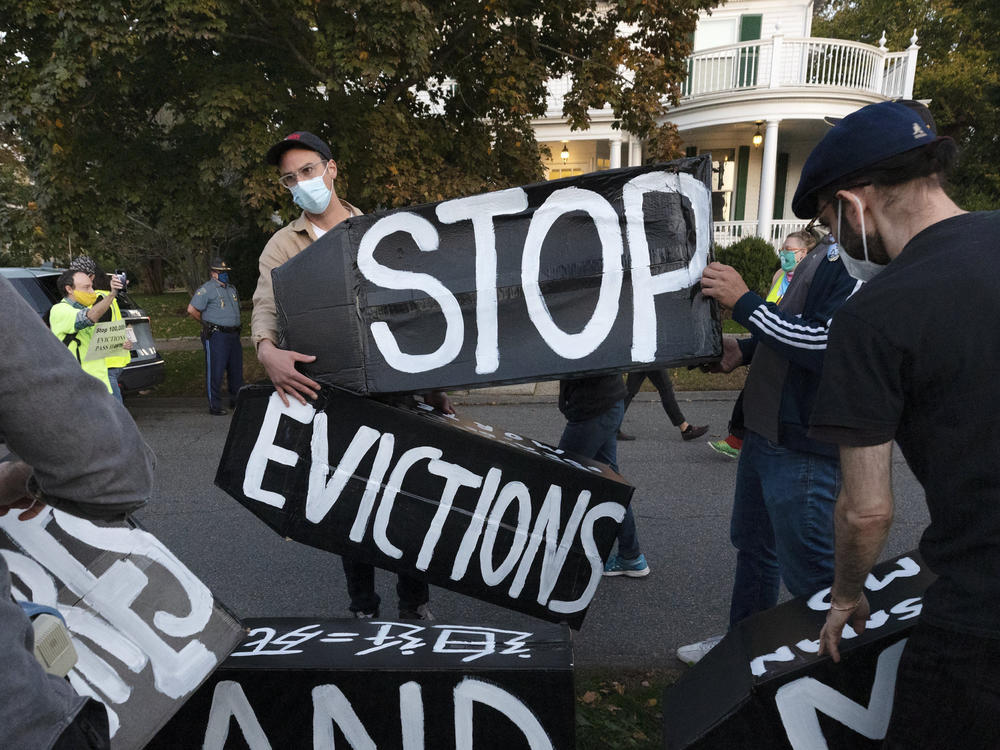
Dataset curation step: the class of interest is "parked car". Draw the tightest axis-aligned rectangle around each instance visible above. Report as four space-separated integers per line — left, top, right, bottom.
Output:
2 265 166 394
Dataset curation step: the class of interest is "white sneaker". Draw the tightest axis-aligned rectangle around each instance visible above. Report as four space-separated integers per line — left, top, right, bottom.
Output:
676 634 724 665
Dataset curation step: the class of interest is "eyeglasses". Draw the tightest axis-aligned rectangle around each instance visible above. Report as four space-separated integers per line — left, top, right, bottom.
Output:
805 201 831 234
277 160 329 188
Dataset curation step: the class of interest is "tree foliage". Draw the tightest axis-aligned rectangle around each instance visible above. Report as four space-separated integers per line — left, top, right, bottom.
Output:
814 0 1000 210
0 0 712 290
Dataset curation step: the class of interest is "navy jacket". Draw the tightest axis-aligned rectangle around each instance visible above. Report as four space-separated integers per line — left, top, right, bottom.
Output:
733 249 861 457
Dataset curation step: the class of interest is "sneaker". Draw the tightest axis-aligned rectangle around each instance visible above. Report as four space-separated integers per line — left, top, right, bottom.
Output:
676 634 724 665
681 424 709 441
603 553 650 577
209 407 228 416
708 439 740 459
398 603 434 620
616 430 636 441
353 609 378 619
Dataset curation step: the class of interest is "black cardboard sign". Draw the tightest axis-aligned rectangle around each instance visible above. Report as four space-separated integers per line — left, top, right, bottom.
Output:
272 157 719 394
662 551 937 749
0 509 244 750
149 618 575 749
216 385 634 629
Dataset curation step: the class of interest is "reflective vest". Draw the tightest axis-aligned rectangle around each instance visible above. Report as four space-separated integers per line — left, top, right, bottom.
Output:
95 291 131 369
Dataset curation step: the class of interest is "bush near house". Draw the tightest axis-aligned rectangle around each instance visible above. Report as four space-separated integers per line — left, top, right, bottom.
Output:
713 237 779 299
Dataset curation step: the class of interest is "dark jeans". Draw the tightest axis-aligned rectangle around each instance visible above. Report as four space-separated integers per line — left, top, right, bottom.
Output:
557 399 640 559
342 556 429 616
54 699 109 750
728 430 839 625
624 369 684 426
203 330 243 410
884 621 1000 749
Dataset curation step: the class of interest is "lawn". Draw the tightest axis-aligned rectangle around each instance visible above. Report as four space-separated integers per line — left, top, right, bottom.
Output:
133 292 748 397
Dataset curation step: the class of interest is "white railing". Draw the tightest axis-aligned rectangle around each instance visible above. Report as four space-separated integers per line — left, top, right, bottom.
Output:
713 220 810 249
680 36 918 100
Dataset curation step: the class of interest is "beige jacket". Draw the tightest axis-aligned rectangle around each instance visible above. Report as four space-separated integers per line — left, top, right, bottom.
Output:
250 200 361 348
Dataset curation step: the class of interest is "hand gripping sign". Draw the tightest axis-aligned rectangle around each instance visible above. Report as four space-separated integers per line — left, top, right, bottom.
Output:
272 157 719 394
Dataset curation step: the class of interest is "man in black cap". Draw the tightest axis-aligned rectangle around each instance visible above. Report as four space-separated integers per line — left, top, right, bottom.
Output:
187 257 243 415
795 100 999 748
253 131 450 619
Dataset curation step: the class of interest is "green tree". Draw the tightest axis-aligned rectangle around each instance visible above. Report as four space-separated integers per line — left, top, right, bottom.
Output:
814 0 1000 210
0 0 712 290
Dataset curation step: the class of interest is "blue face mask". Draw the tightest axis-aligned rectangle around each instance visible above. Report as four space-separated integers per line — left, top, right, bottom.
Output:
289 169 333 215
217 272 230 284
779 250 799 272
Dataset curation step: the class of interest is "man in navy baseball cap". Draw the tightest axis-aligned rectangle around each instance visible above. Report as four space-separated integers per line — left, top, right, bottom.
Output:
264 130 333 166
801 100 1000 748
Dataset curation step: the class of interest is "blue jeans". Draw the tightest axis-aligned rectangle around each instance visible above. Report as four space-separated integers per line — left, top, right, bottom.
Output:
557 400 640 559
729 430 839 625
107 367 124 404
885 621 1000 749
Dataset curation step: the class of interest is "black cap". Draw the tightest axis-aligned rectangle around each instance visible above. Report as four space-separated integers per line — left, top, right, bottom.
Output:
209 257 232 272
265 131 333 166
824 98 936 135
792 101 937 219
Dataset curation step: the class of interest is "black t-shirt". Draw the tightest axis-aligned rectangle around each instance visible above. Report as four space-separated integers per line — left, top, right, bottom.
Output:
810 211 1000 637
558 374 627 422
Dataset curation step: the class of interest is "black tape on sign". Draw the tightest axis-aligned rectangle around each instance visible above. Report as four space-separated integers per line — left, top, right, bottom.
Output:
149 617 575 750
271 157 720 394
216 385 634 629
662 550 937 749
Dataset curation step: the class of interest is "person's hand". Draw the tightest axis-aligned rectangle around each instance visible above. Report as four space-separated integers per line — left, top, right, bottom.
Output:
818 593 871 663
423 390 455 415
701 262 750 309
108 275 124 295
706 335 744 373
257 340 320 407
0 461 46 521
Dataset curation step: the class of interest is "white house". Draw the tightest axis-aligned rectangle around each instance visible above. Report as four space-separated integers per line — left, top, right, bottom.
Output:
531 0 920 247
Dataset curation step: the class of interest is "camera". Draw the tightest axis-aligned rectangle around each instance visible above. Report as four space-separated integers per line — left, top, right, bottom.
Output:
114 269 128 289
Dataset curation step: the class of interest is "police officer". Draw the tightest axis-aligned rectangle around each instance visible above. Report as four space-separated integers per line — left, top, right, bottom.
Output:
187 258 243 415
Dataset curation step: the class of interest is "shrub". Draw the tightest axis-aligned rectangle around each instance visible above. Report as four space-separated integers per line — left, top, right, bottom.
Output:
713 236 779 298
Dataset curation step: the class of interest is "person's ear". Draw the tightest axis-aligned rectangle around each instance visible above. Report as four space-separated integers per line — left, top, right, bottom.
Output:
327 160 337 182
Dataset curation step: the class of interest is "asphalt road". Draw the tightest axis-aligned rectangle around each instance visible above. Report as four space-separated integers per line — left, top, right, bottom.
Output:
127 391 928 670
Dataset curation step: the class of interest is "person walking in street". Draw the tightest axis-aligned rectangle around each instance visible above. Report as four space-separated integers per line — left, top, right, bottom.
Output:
617 369 708 443
188 257 243 415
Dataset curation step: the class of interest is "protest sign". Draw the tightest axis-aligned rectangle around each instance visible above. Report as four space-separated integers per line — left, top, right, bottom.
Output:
150 617 575 749
272 157 719 394
216 385 633 629
0 509 244 750
662 551 937 749
84 320 129 361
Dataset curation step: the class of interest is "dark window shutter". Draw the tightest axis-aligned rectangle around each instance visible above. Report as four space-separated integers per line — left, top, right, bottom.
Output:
773 152 789 219
734 146 750 221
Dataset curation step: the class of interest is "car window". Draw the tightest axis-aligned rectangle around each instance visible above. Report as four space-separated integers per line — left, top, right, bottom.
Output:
8 276 59 315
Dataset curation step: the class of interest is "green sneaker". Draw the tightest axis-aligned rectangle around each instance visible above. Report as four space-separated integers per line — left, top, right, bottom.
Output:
708 440 740 459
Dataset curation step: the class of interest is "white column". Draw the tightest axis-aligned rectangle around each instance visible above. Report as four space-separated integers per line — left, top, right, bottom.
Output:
609 136 622 169
628 138 642 167
756 119 780 243
903 30 920 98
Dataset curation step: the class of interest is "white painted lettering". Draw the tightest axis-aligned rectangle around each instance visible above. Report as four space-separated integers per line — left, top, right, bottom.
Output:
244 393 315 508
416 460 483 571
374 446 443 559
548 501 626 614
479 482 532 586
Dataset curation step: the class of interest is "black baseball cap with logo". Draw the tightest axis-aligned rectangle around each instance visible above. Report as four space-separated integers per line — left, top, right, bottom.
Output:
265 131 333 165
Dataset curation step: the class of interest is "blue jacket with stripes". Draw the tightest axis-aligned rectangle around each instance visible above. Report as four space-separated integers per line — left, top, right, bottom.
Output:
732 251 861 457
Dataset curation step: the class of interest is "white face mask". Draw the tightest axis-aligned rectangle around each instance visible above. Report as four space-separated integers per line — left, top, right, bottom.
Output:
289 165 333 214
837 194 887 282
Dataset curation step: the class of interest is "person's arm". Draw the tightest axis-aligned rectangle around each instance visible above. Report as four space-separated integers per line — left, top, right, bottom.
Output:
818 441 895 663
421 390 455 415
84 276 122 324
252 240 319 407
187 304 202 322
1 277 154 519
704 260 860 373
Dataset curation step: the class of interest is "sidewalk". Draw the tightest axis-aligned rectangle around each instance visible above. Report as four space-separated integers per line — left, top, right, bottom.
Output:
153 336 739 405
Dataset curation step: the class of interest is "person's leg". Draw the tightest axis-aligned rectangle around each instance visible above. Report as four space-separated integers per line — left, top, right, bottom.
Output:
623 372 646 411
396 574 430 617
341 556 380 616
647 369 686 426
762 448 839 599
106 368 123 404
729 431 780 625
53 699 110 750
557 401 624 472
225 331 244 405
885 621 1000 749
205 333 225 412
